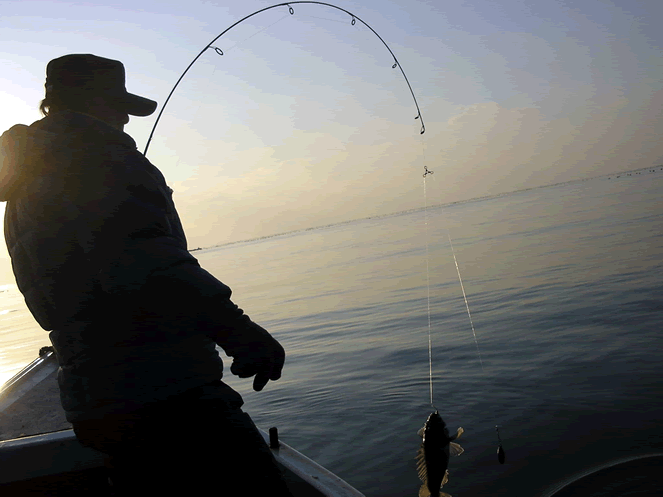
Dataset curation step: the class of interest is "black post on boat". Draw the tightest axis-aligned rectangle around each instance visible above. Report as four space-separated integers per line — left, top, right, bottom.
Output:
269 427 280 449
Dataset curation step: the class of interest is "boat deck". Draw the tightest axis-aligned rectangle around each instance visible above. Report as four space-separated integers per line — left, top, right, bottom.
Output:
0 352 69 441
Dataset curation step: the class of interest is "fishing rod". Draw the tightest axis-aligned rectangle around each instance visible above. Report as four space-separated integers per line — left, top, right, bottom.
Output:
143 1 426 157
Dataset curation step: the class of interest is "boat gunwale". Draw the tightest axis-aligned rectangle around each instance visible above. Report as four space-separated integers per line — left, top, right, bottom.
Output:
0 353 365 497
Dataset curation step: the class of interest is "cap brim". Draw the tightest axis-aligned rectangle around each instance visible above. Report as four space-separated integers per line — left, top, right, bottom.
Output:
120 92 158 117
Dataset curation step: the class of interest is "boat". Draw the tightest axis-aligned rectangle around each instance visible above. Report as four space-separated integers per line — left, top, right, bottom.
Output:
0 348 365 496
540 452 663 497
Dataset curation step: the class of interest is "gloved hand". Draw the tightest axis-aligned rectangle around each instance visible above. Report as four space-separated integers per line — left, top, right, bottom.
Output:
221 321 285 392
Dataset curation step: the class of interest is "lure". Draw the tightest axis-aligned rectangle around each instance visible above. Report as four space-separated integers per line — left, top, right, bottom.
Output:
143 1 425 156
416 410 464 497
496 426 506 464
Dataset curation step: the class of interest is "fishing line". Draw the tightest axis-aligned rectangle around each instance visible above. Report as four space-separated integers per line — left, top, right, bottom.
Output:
303 14 353 24
420 163 506 465
418 164 468 497
422 166 435 410
143 1 426 156
218 13 291 56
444 230 509 463
421 161 485 409
446 231 484 372
448 227 507 463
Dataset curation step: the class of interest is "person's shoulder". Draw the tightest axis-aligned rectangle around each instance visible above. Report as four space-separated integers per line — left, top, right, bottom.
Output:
2 121 58 151
1 120 64 199
2 123 30 140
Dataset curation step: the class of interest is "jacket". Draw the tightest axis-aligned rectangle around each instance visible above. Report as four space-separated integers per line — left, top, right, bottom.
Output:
1 111 253 422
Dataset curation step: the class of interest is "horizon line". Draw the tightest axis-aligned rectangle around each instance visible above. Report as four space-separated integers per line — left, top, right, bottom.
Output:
192 163 662 251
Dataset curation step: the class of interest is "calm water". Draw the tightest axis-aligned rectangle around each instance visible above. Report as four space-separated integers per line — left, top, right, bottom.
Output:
1 169 662 496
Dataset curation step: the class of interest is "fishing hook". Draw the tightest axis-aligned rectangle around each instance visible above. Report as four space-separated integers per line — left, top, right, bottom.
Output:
423 166 434 178
143 1 425 156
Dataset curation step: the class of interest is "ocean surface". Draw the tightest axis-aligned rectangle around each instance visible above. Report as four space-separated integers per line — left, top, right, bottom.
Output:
1 168 662 496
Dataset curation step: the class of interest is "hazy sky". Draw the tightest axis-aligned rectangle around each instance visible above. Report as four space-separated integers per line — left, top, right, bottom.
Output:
1 0 662 258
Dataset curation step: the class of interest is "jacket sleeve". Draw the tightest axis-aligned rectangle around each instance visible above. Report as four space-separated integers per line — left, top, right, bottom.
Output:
133 260 261 347
63 144 252 339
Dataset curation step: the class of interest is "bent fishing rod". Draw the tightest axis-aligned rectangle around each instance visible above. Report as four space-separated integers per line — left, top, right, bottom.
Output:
143 1 425 157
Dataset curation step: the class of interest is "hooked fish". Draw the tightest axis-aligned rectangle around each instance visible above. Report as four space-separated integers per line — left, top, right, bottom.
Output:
416 411 464 497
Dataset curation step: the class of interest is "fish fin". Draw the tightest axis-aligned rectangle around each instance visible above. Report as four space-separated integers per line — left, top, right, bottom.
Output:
419 484 431 497
449 427 464 441
441 469 449 486
415 445 428 482
449 442 464 457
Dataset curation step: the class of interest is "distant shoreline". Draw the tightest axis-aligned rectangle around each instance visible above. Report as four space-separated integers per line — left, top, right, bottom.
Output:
191 164 663 252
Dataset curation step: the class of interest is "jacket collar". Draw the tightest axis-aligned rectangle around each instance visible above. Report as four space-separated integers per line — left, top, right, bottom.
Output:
32 110 138 150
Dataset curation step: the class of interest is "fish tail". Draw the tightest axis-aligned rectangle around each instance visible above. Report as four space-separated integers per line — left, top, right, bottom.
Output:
418 485 452 497
420 487 451 497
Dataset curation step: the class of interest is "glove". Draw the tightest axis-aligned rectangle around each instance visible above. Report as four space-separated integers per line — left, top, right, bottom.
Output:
220 320 285 392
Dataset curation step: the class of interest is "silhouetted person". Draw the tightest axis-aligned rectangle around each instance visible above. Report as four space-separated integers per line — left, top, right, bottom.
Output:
0 54 290 495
